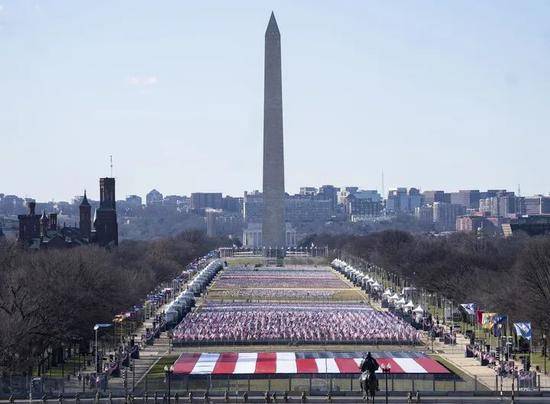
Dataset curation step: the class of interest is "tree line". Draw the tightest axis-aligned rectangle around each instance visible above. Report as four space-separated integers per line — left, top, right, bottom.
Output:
302 231 550 340
0 230 226 374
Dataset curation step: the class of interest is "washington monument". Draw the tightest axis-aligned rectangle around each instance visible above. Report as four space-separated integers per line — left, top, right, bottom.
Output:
262 12 286 250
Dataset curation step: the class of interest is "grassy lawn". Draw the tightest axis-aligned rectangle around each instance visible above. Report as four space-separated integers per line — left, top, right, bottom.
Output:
527 352 549 374
34 355 91 377
331 289 367 301
148 355 179 378
206 288 366 302
225 257 330 266
225 257 265 266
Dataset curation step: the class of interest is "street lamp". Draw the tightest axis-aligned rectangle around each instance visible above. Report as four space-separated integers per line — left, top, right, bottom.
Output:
93 324 112 375
543 333 547 375
381 363 391 404
164 365 174 403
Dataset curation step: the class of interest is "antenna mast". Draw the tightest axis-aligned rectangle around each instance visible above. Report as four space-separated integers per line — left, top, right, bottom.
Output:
110 155 113 177
381 169 385 197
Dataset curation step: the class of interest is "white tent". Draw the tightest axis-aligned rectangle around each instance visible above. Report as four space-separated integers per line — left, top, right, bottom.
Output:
396 297 406 306
390 293 400 301
404 300 415 309
412 305 424 314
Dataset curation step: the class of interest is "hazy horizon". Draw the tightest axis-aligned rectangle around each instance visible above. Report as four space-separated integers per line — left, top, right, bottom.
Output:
2 1 549 201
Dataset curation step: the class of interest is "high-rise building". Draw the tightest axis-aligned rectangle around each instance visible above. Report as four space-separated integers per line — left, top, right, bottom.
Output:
422 191 445 205
163 195 186 208
205 209 220 238
285 195 332 224
222 196 242 213
450 190 481 210
524 196 550 216
262 13 286 249
299 187 317 196
387 188 422 215
190 193 223 210
243 191 264 224
146 189 163 206
345 190 382 220
478 191 517 217
244 191 332 227
415 206 434 228
433 202 465 232
126 195 143 207
318 185 339 213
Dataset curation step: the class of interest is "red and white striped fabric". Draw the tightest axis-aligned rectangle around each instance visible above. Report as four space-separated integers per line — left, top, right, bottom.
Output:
172 352 449 375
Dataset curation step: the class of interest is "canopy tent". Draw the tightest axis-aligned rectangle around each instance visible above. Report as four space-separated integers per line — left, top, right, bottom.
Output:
371 282 381 290
389 293 400 301
404 300 415 309
412 305 424 314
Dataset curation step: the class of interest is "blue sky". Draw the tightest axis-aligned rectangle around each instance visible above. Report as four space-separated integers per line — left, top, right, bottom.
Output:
1 1 549 201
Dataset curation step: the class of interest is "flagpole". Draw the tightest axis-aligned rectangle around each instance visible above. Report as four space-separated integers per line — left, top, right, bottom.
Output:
506 317 510 360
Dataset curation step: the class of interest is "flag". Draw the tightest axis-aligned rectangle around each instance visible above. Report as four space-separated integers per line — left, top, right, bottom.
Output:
513 322 532 341
492 314 507 337
476 309 484 325
494 314 507 325
481 313 497 330
460 303 476 316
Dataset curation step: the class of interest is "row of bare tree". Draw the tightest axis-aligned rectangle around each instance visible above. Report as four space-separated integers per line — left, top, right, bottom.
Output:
0 230 224 374
303 231 550 340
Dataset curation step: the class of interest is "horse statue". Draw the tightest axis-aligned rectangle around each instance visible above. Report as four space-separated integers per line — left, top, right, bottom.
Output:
359 353 379 402
360 370 377 402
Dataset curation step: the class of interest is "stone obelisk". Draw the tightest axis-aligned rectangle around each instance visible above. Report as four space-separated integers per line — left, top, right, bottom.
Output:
262 12 286 251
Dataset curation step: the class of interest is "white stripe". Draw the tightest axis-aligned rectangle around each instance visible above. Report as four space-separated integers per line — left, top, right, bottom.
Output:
191 353 220 375
233 352 258 374
315 358 339 374
393 358 426 373
276 352 297 374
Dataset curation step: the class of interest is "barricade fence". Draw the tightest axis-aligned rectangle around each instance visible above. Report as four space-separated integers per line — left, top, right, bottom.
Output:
2 372 550 399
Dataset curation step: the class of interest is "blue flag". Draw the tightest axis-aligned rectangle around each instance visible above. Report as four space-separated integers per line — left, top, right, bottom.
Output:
513 322 532 341
493 315 508 337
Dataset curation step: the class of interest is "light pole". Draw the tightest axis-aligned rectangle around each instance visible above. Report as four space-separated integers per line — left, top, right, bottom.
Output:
543 333 547 375
381 363 391 404
93 324 112 376
164 365 174 403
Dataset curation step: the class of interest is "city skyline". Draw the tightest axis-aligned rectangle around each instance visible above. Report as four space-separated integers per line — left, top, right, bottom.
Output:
2 1 550 201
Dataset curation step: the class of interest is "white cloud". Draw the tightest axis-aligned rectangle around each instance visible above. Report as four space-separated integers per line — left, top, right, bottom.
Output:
0 5 4 13
126 75 158 87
